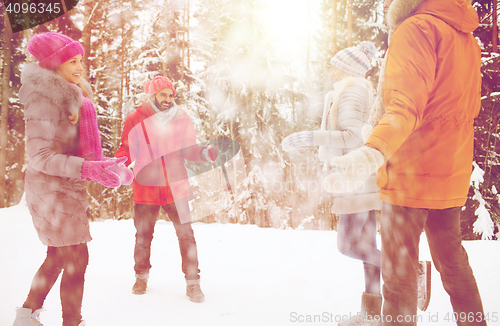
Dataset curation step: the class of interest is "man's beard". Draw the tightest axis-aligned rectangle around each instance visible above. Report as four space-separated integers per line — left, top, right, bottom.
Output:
155 99 172 111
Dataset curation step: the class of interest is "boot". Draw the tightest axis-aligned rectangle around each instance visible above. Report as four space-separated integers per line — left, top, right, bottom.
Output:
361 292 382 318
132 276 148 295
338 292 382 326
12 307 44 326
186 284 205 303
417 260 432 311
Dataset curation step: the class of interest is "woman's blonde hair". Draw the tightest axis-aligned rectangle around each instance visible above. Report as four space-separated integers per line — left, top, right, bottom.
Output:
77 82 93 101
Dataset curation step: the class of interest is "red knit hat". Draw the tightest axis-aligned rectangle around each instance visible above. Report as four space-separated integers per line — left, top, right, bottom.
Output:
27 32 85 70
144 76 176 97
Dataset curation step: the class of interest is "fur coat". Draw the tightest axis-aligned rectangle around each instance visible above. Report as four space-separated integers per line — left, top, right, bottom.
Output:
20 63 92 247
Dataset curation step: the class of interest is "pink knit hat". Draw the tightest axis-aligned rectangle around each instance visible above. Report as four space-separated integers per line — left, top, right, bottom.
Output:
144 76 176 97
27 32 85 70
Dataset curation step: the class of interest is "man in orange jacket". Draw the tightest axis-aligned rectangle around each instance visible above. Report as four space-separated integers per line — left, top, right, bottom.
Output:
116 76 217 302
323 0 486 324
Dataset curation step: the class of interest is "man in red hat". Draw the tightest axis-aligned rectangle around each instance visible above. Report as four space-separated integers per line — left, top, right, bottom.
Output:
116 76 217 302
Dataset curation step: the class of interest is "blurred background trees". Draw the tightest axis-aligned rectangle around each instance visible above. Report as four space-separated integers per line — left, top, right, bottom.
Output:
0 0 498 239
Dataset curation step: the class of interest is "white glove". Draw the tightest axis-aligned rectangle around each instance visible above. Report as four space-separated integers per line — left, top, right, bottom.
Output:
282 131 313 152
323 146 384 193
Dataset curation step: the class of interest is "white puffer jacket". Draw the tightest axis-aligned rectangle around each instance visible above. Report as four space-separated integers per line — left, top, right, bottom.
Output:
313 76 381 214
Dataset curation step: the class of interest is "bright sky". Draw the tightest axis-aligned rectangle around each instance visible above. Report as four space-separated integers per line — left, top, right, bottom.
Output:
71 0 324 80
259 0 321 65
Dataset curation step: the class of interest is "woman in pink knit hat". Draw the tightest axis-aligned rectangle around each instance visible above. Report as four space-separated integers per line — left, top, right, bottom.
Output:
13 32 132 326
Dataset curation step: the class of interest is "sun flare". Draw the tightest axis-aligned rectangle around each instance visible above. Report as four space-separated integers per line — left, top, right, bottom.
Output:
260 0 320 58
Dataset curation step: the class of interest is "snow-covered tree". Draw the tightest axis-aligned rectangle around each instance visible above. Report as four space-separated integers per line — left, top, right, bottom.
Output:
0 10 30 208
467 162 497 239
460 0 500 239
2 0 499 237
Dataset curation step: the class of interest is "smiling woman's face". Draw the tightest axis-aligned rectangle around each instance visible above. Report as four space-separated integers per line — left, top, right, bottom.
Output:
55 54 83 84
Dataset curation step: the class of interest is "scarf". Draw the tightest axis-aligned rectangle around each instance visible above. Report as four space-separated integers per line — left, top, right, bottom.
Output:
148 97 178 126
77 93 103 161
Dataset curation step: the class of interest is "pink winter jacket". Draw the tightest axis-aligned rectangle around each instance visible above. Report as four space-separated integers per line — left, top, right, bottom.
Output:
20 63 92 247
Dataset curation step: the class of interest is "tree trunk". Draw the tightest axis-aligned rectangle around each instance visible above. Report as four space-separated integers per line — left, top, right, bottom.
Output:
332 0 337 54
186 0 191 92
180 0 188 84
82 0 95 77
0 13 12 208
347 0 353 47
493 0 498 53
119 28 125 145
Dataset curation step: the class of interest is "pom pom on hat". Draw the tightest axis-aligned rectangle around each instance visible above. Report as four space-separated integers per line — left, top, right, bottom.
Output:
144 76 176 97
330 41 376 77
357 41 376 61
27 32 84 70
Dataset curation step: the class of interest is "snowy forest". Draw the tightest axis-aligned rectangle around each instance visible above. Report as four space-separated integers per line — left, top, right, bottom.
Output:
0 0 499 239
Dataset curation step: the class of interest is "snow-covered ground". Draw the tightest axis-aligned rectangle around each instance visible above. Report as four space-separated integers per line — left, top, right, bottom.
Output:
1 198 499 326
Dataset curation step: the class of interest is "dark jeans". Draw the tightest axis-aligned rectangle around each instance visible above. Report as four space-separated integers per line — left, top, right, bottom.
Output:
338 210 381 294
380 202 486 326
23 243 89 326
134 199 200 282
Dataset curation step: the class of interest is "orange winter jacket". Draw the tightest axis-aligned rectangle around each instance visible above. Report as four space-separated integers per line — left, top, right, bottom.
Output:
366 0 481 209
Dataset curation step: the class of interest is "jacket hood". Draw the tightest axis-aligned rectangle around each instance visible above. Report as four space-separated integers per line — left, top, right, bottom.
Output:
137 101 155 117
20 63 92 117
387 0 478 32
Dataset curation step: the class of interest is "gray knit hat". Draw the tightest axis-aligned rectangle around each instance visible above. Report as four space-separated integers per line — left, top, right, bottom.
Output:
330 41 376 77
